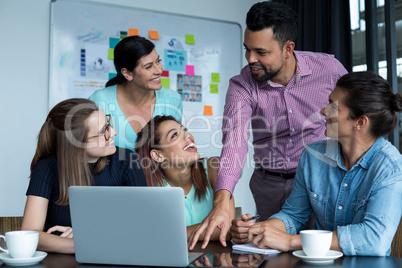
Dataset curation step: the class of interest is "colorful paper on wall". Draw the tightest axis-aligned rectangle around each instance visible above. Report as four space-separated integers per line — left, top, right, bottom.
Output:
128 28 139 36
177 74 202 103
185 34 195 44
109 73 117 80
85 44 112 80
109 37 120 49
108 49 114 60
120 31 127 39
204 106 213 116
80 49 86 77
211 73 220 83
164 49 187 72
210 84 218 94
161 78 170 88
148 30 160 40
164 36 185 50
161 70 170 77
185 65 195 76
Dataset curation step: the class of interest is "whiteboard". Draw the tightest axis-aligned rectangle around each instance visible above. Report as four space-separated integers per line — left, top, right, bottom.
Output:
49 0 242 158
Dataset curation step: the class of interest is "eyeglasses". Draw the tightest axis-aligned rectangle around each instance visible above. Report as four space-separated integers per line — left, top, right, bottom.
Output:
88 114 113 141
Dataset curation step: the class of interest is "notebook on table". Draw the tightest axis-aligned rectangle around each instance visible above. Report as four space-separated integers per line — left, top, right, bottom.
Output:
68 186 204 267
232 242 281 254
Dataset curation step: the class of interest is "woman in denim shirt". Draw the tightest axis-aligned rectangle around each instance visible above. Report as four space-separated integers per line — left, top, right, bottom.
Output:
231 71 402 256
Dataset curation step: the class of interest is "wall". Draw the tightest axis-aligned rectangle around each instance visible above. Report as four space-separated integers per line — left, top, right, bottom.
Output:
0 0 259 216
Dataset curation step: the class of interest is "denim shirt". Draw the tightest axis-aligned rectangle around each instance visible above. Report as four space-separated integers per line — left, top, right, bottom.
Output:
271 137 402 256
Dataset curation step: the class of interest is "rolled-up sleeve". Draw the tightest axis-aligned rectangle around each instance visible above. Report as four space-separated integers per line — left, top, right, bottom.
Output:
216 76 253 194
270 151 313 233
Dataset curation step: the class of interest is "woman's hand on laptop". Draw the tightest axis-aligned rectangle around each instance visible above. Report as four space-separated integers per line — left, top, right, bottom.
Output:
47 225 73 238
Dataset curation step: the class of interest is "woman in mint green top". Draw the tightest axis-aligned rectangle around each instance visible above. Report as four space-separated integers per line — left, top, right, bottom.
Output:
135 116 235 240
165 158 213 226
89 36 182 151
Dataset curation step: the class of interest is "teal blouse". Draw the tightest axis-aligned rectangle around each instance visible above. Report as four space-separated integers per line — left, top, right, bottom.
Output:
164 158 214 226
89 85 182 151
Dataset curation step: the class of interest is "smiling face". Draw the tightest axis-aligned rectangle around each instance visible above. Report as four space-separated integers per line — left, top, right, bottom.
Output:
150 120 200 168
321 87 356 141
244 27 286 82
85 110 117 163
127 49 163 91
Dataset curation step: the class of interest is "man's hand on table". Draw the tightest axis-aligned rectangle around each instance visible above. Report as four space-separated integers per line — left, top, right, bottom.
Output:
248 220 298 252
230 213 256 244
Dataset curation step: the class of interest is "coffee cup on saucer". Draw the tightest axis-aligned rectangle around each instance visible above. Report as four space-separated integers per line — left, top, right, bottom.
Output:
300 230 332 257
0 230 39 259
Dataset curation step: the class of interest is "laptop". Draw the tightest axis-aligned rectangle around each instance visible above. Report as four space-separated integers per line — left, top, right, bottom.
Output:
68 186 205 267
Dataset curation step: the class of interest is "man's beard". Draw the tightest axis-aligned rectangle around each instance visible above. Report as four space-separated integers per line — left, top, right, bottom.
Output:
250 64 281 82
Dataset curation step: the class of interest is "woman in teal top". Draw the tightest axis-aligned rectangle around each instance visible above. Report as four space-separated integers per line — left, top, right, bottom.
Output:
135 115 235 240
165 158 214 226
89 36 182 151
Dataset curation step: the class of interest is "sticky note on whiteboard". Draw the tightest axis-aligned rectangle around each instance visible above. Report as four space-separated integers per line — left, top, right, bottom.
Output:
204 105 213 116
148 30 160 40
128 28 139 36
161 70 170 77
109 73 117 80
120 31 127 39
185 34 195 44
211 73 220 83
161 78 170 88
185 65 195 76
109 37 120 49
210 84 218 94
108 49 114 60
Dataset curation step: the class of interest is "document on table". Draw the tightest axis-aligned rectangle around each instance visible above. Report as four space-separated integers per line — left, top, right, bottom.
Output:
232 242 281 254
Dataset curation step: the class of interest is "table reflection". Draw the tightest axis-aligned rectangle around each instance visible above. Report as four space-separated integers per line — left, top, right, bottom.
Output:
192 252 268 267
37 242 402 268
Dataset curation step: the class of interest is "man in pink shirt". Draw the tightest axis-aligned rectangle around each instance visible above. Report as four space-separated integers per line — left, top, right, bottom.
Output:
189 1 347 249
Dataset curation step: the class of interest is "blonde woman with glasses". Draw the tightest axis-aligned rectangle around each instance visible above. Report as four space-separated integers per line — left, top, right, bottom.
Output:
21 98 147 254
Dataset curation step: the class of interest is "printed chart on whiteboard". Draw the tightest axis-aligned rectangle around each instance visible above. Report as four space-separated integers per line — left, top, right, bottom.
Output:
49 0 242 157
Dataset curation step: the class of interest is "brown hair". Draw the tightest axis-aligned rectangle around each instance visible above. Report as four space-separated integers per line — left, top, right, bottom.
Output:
135 116 208 200
336 71 402 138
30 98 107 205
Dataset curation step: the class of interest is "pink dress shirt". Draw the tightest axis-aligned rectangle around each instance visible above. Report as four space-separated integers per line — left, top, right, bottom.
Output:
217 51 348 193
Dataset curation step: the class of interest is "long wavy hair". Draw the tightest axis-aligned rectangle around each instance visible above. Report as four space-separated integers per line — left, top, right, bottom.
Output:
30 98 107 205
135 116 208 200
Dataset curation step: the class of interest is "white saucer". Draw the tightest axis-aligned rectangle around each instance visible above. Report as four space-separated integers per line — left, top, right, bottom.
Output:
292 250 343 264
0 251 47 266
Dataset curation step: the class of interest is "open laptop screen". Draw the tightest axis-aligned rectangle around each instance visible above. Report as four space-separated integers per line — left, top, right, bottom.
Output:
69 186 203 267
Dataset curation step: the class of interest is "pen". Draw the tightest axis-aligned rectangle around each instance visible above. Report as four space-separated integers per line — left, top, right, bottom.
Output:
243 215 260 222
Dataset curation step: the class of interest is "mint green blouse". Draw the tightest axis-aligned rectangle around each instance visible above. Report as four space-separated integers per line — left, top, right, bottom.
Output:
89 85 182 151
164 158 214 226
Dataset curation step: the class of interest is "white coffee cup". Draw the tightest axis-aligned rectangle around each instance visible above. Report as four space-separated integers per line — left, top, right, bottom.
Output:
300 230 332 257
0 231 39 259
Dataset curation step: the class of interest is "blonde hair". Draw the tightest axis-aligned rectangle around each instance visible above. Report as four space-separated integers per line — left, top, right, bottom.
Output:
30 98 107 205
